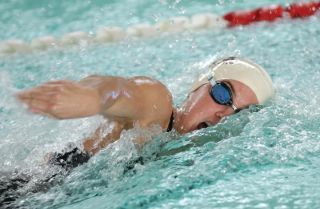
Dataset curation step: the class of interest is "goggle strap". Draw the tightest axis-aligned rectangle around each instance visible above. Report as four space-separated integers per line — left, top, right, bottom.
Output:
231 104 238 111
207 75 216 86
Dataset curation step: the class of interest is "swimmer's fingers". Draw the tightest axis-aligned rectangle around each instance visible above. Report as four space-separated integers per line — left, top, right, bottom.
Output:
17 83 66 102
17 91 50 108
44 80 75 89
18 89 58 115
20 95 57 118
17 89 49 101
16 89 33 101
27 98 55 115
17 80 77 100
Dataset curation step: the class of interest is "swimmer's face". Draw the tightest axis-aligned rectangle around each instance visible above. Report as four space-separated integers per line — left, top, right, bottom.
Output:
174 80 258 134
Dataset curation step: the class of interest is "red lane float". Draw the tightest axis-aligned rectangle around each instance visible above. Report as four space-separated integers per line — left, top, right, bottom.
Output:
286 2 320 18
257 5 283 22
223 1 320 27
223 9 259 27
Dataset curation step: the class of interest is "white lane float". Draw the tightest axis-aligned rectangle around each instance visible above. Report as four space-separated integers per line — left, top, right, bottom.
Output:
30 36 58 51
155 16 190 33
60 31 91 46
95 26 126 43
127 23 159 38
0 40 31 54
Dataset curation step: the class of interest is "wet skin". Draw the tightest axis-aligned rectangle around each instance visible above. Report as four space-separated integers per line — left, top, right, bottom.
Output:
173 80 258 134
17 76 258 155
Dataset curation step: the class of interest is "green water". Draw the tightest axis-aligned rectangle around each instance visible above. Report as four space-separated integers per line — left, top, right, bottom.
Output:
1 0 320 208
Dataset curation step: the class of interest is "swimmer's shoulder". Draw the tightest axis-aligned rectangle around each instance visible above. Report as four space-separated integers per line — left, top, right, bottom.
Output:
129 76 172 98
128 76 173 126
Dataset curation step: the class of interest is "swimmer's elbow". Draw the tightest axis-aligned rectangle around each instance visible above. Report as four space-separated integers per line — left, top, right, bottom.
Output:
78 75 126 113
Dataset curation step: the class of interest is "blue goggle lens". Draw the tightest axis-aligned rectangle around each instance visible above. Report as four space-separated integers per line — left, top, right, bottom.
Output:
210 83 232 105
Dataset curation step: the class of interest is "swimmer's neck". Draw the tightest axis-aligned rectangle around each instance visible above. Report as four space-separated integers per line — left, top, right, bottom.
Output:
172 108 184 134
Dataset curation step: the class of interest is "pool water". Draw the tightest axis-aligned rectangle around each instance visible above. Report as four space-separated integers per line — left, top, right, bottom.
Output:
1 0 320 208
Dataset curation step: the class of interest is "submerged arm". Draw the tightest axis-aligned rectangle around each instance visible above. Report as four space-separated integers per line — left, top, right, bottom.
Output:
82 120 124 155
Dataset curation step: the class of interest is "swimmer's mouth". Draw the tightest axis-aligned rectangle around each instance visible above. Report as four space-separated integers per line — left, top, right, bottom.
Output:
197 122 209 130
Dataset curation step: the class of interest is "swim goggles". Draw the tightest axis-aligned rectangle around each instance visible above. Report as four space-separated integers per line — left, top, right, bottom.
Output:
208 75 239 112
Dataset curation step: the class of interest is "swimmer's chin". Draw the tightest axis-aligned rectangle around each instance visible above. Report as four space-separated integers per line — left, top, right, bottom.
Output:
177 122 212 134
196 122 209 130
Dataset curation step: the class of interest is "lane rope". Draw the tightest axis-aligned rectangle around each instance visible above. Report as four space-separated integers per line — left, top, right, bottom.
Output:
223 1 320 26
0 1 319 56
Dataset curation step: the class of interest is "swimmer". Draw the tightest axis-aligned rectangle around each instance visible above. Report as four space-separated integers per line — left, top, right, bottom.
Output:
16 57 275 162
1 57 275 207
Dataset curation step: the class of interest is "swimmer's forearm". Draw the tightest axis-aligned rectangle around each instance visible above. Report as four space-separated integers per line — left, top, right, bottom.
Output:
17 80 101 119
17 75 143 120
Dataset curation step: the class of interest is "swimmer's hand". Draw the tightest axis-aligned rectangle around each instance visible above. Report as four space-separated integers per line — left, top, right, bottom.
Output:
16 80 101 119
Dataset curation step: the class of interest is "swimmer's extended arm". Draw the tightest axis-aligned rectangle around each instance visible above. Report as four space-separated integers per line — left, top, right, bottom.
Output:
17 79 101 119
16 75 169 120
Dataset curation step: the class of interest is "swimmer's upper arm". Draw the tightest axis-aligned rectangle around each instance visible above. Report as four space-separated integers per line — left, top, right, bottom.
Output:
80 75 172 123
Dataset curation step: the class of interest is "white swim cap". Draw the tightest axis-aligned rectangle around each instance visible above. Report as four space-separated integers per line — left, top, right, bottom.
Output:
191 57 275 104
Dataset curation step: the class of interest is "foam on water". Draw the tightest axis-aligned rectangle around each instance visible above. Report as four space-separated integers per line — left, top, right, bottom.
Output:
1 0 320 208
